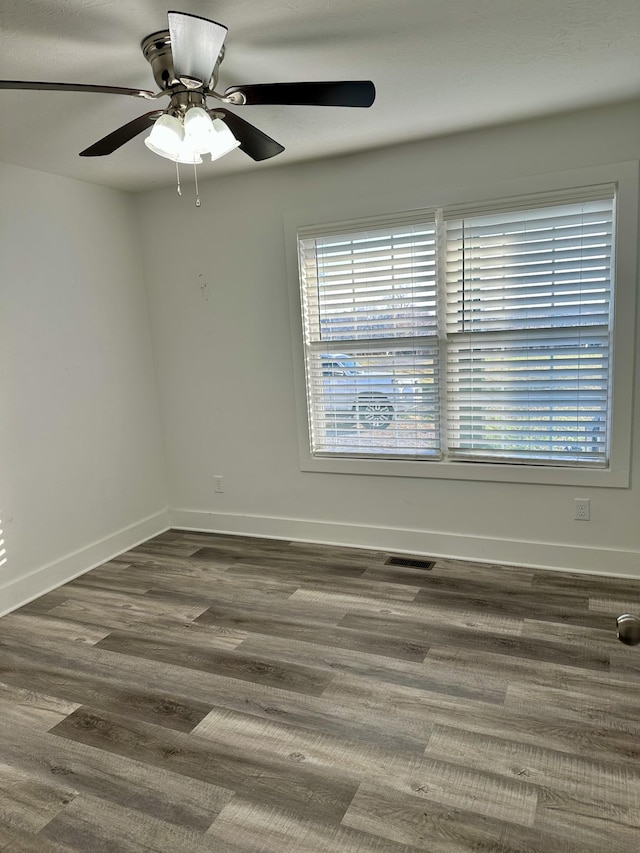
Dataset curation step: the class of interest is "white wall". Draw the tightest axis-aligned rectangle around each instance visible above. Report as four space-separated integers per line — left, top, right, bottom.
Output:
138 100 640 576
0 163 168 613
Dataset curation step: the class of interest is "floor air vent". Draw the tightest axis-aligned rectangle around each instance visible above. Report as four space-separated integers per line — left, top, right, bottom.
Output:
385 556 434 570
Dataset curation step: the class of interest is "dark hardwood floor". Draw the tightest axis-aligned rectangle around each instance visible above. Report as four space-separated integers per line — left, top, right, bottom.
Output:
1 530 640 851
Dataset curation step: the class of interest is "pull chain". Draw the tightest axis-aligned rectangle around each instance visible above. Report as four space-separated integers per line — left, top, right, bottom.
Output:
193 162 201 207
175 160 182 196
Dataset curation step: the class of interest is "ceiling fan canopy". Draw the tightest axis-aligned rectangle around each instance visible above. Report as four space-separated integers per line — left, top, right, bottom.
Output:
0 10 376 165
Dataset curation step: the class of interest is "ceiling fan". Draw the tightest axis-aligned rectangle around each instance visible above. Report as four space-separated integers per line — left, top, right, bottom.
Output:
0 10 376 165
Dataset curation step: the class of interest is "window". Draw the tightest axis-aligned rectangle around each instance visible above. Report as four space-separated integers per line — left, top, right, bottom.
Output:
297 187 616 470
0 517 5 570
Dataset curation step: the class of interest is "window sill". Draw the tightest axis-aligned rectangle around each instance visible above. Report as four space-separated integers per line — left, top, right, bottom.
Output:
299 451 629 488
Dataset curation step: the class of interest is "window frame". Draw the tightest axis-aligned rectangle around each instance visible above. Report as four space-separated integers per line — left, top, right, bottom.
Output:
285 162 638 488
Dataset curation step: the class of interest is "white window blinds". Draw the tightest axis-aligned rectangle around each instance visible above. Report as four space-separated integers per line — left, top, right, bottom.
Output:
297 188 615 467
298 215 439 342
298 216 441 458
445 194 614 465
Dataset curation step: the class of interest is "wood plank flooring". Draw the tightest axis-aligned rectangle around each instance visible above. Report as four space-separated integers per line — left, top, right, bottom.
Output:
1 531 640 852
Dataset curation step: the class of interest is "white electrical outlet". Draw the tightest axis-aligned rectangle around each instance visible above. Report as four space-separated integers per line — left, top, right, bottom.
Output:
574 498 590 521
214 475 224 493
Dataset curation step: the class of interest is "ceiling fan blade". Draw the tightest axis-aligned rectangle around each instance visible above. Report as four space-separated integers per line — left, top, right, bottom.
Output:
79 111 161 157
224 81 376 107
168 10 227 87
214 109 284 161
0 80 155 98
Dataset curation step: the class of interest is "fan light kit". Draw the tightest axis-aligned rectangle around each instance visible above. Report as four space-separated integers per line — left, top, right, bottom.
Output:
0 10 376 206
145 109 240 163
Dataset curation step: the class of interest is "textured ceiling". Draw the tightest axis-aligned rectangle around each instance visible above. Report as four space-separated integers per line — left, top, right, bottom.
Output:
1 0 640 192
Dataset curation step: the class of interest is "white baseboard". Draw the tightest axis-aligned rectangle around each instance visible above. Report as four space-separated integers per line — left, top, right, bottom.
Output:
170 508 640 579
0 510 170 617
4 505 635 617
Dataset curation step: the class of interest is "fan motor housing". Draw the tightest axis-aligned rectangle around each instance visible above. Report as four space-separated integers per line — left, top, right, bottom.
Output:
141 30 176 90
141 29 224 92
